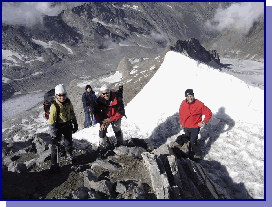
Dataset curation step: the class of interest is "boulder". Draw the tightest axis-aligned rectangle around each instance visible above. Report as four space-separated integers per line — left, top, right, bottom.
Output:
32 134 51 154
35 149 51 165
117 57 133 79
72 187 90 199
8 162 27 173
116 181 146 199
142 152 171 199
86 180 114 197
114 145 146 159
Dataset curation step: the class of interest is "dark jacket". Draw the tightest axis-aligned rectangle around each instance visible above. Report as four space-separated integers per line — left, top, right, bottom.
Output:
179 99 212 128
94 91 125 124
82 91 97 113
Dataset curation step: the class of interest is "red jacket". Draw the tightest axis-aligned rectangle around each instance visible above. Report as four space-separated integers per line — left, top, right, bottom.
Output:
94 91 124 123
179 99 212 128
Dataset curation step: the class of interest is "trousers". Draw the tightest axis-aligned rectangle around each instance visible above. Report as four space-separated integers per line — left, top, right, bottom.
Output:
51 125 73 166
84 107 97 128
184 127 200 155
99 119 123 145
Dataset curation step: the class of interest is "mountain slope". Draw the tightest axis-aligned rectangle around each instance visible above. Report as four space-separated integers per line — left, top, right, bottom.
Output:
2 2 264 66
2 51 264 199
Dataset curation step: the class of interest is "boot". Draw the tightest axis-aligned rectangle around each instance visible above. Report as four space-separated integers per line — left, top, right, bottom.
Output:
189 151 202 162
97 137 108 159
99 137 107 147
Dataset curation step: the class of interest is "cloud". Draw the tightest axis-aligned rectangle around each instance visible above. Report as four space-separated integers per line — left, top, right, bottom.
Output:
205 2 264 34
150 31 169 41
2 2 85 27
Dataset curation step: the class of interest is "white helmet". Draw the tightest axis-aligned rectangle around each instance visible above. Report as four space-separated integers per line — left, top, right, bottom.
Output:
55 84 66 95
100 84 110 92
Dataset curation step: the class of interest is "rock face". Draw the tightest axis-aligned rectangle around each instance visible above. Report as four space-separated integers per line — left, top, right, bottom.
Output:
170 38 221 69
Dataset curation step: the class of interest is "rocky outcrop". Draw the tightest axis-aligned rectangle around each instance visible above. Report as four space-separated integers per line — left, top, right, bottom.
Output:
170 38 221 69
142 152 171 199
117 57 133 80
2 130 232 199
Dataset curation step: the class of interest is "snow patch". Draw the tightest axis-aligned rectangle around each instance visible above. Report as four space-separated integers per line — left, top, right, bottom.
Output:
25 57 45 63
150 65 155 70
97 71 122 83
2 49 24 62
130 69 138 74
129 58 140 64
122 4 141 11
32 38 73 54
2 77 11 84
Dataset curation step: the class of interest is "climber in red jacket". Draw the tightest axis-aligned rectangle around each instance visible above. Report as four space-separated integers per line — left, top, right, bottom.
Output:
94 84 125 148
179 89 212 159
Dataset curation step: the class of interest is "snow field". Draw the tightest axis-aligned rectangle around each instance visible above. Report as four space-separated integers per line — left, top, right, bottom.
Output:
122 51 264 198
203 121 264 198
74 52 264 199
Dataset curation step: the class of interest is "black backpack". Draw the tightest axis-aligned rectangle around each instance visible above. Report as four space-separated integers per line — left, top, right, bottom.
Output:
111 85 126 118
43 89 60 120
116 85 126 118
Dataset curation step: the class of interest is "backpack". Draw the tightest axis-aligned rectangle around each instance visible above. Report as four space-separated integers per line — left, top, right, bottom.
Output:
111 85 123 98
112 85 126 118
43 89 60 120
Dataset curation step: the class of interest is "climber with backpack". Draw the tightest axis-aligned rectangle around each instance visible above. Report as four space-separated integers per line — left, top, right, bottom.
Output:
94 84 125 150
45 84 78 174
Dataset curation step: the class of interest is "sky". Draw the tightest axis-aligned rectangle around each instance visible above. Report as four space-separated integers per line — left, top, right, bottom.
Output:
73 51 264 199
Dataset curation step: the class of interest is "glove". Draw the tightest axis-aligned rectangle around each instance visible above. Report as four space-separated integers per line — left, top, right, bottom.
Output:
100 118 110 130
103 118 111 124
72 122 78 133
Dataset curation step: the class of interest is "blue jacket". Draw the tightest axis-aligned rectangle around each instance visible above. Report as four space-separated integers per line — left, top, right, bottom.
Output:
82 91 97 113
